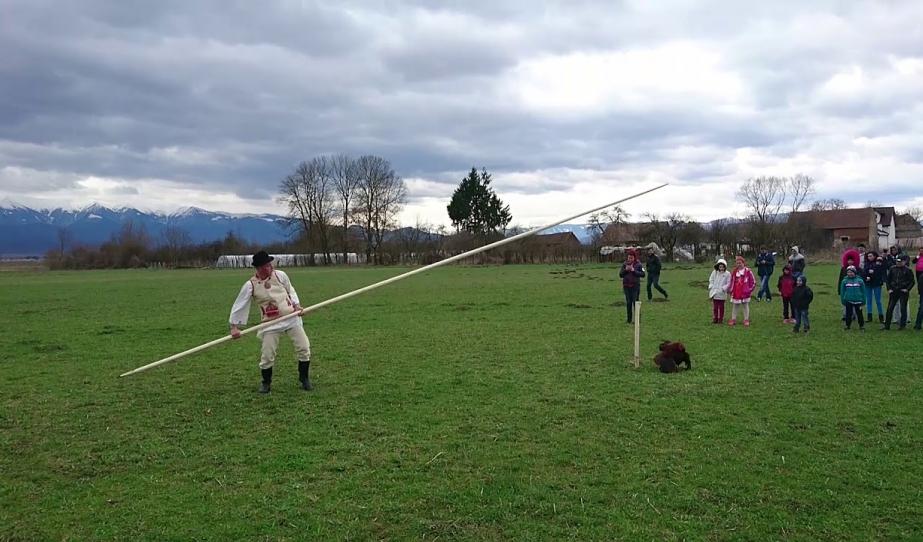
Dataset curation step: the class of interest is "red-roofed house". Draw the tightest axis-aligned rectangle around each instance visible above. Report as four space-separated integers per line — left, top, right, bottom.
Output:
788 207 896 251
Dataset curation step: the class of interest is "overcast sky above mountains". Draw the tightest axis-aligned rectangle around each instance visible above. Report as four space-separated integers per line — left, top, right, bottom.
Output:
2 1 922 228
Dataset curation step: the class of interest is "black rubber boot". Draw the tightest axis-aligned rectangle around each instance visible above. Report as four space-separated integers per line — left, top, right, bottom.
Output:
298 361 313 391
259 368 272 394
879 314 885 323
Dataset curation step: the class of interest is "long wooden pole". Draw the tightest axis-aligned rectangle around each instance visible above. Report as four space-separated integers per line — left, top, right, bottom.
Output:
120 183 668 377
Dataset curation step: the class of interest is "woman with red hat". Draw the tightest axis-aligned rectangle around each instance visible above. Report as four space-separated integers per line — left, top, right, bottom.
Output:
619 249 646 324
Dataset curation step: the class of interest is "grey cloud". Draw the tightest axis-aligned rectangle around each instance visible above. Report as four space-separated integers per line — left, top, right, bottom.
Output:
1 0 921 213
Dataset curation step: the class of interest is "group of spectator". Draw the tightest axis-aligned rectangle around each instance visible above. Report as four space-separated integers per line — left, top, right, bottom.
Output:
635 242 923 334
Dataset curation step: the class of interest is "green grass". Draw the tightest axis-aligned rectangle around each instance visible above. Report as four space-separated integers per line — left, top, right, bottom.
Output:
1 263 921 540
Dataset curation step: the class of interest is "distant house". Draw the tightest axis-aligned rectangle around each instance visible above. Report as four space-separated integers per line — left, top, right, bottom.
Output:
528 231 583 262
895 213 923 249
788 207 896 251
533 231 582 252
600 223 643 246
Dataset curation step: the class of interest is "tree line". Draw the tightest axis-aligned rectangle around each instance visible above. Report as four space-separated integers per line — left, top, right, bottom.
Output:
43 164 919 269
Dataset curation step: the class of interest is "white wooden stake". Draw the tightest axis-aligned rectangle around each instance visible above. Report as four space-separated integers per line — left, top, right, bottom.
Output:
633 301 641 368
121 183 668 377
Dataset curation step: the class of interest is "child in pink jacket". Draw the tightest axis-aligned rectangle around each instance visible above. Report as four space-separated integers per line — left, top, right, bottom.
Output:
727 255 756 326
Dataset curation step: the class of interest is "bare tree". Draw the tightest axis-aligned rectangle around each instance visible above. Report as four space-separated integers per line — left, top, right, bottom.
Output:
114 220 150 267
396 217 433 262
56 227 72 259
354 155 407 264
162 223 192 267
586 205 630 247
280 157 337 264
330 154 361 263
738 176 787 224
787 174 816 213
677 219 705 260
810 198 847 211
706 218 733 257
640 212 686 261
737 176 787 248
901 206 922 224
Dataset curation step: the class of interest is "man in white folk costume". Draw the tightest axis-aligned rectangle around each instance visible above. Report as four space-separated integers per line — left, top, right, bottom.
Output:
229 250 312 393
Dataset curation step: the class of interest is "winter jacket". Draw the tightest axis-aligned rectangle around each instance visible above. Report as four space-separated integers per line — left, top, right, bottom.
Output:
728 266 756 301
788 246 806 274
886 265 915 292
862 254 884 288
791 282 814 310
840 276 866 305
777 267 796 298
755 251 775 277
646 254 662 275
882 252 901 273
915 256 923 294
619 261 645 289
836 255 862 294
708 259 731 300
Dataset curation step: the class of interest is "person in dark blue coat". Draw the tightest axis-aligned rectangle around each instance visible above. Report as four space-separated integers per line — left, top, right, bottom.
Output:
645 249 668 301
619 250 645 324
755 247 776 301
862 251 885 323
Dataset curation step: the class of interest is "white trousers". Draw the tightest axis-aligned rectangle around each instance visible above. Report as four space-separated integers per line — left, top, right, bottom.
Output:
259 325 311 369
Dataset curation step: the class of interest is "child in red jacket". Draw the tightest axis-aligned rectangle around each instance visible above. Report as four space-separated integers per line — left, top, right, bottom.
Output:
727 255 756 327
777 265 797 323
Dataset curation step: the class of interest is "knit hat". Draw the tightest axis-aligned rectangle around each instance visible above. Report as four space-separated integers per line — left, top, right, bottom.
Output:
796 274 806 284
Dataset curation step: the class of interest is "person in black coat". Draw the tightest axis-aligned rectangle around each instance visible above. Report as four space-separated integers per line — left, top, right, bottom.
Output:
755 247 776 301
791 274 814 333
619 250 646 324
862 251 885 323
646 249 668 301
882 256 915 330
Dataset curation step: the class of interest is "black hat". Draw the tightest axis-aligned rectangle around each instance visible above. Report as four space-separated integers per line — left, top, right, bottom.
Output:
251 250 274 267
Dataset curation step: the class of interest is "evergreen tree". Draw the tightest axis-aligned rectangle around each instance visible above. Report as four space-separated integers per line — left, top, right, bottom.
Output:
447 168 512 239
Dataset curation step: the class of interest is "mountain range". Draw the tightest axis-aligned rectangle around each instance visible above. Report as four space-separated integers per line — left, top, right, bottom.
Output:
0 201 597 257
0 202 292 257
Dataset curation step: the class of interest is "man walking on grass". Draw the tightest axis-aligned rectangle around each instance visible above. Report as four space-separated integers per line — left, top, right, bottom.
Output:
229 250 313 393
646 248 668 301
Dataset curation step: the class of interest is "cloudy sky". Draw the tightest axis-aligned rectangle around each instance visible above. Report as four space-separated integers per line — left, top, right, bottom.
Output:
2 0 922 227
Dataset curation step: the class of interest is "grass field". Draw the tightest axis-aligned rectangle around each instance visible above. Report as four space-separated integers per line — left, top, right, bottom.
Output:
2 263 922 540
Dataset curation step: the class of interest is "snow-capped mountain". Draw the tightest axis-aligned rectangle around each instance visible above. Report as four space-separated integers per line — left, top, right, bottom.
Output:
534 224 594 244
0 202 291 256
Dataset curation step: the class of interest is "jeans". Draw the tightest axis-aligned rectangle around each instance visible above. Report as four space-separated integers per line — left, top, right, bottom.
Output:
885 291 910 328
647 273 668 300
757 274 772 300
865 286 883 316
915 295 923 329
793 309 810 331
844 303 864 328
623 286 640 322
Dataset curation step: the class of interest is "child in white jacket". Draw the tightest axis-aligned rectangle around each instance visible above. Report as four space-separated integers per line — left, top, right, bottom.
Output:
709 258 731 324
